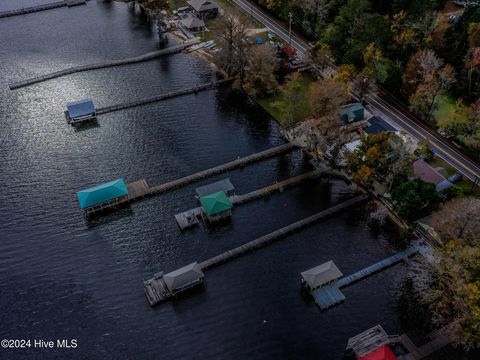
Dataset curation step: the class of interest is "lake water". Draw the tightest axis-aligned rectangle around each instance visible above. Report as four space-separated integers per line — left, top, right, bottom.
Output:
0 1 407 359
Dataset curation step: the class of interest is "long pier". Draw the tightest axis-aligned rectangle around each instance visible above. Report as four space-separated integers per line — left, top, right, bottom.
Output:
9 39 200 90
0 0 86 19
95 79 232 116
175 169 324 230
311 244 419 310
84 143 296 217
145 194 368 305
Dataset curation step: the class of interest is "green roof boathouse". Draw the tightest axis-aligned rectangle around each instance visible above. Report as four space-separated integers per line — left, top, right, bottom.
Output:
199 191 233 223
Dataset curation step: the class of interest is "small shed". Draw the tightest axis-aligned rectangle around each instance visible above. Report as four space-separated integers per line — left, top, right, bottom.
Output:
66 98 96 124
77 179 128 209
195 178 235 198
180 16 205 32
163 262 204 294
339 103 365 124
200 191 233 222
301 260 343 290
187 0 218 18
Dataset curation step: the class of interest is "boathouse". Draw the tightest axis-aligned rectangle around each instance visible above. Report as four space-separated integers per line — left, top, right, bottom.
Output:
199 191 233 222
66 98 96 124
77 179 129 209
187 0 218 18
195 178 235 198
163 262 204 294
301 260 343 291
339 103 365 124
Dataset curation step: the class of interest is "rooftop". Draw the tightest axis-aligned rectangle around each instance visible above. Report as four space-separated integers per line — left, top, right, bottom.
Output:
301 260 343 289
195 178 234 198
77 178 128 209
200 191 233 216
364 116 396 135
163 262 204 292
180 16 205 29
67 98 96 119
413 159 446 185
187 0 218 12
358 345 398 360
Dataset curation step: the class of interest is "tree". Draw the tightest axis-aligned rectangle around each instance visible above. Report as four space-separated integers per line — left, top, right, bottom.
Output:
363 43 394 84
272 73 307 128
242 45 279 98
214 11 249 79
391 178 439 220
310 78 349 118
431 197 480 243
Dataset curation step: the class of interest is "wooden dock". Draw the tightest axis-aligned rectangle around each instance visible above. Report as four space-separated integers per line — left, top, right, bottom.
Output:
95 80 232 116
0 0 86 19
311 244 419 310
84 143 296 217
145 195 368 306
9 39 200 90
174 169 323 230
199 194 368 270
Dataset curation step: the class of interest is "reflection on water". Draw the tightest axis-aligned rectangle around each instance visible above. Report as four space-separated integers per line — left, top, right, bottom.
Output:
0 1 407 359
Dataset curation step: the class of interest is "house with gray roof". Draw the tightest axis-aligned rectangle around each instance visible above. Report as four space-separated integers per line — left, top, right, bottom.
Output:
187 0 218 18
301 261 343 290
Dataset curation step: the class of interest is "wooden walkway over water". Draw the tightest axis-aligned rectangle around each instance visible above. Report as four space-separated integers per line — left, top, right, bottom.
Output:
0 0 86 19
84 143 296 217
175 169 323 230
9 39 199 90
94 79 231 116
145 194 368 305
311 244 419 310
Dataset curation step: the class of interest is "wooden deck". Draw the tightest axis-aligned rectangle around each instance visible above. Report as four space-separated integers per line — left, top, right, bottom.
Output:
346 325 391 357
311 244 419 310
174 169 323 230
9 39 199 90
82 144 296 218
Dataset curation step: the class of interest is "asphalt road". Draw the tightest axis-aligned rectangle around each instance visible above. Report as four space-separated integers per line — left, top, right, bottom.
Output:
231 0 480 182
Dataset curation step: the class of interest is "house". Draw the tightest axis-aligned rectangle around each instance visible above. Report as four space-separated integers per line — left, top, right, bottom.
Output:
77 179 129 209
180 16 205 32
195 178 235 198
413 159 453 193
301 260 343 291
199 191 233 222
187 0 218 18
66 98 96 124
339 103 365 124
162 262 205 294
364 116 396 135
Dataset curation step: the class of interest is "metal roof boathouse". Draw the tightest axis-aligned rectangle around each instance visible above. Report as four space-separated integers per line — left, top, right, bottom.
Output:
301 260 343 290
195 178 235 198
65 98 96 124
199 191 233 223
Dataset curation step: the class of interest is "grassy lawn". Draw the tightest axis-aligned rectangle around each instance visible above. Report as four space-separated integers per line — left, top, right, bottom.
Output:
257 72 314 126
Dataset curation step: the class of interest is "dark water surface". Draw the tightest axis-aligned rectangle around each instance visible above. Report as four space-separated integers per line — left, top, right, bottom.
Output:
0 1 407 359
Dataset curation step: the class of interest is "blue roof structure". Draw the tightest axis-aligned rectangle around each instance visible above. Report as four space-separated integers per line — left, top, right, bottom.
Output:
77 179 128 209
436 179 453 193
364 116 396 134
255 37 263 44
67 98 96 119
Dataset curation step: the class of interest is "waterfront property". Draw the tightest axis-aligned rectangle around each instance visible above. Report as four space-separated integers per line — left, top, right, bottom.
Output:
146 195 369 306
144 262 205 306
187 0 219 18
413 159 453 193
77 179 129 209
195 178 235 199
307 245 419 310
77 143 295 218
301 260 343 291
180 16 205 32
65 98 96 124
200 191 233 223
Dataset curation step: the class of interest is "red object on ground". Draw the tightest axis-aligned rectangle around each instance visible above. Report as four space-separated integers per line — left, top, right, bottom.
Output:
358 345 398 360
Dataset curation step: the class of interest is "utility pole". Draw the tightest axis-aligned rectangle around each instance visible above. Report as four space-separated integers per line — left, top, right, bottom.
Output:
288 12 293 45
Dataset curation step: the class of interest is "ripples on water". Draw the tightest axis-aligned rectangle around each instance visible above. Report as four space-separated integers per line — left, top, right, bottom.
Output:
0 1 407 359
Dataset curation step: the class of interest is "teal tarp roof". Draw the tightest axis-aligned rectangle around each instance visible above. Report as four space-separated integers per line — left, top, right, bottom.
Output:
339 103 364 116
77 179 128 209
67 98 96 119
199 191 232 216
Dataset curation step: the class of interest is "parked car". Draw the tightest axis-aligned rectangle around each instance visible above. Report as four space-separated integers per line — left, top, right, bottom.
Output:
437 128 455 139
448 173 463 183
448 15 459 24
